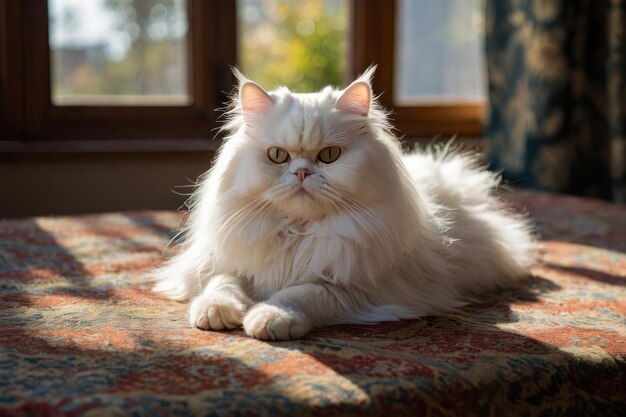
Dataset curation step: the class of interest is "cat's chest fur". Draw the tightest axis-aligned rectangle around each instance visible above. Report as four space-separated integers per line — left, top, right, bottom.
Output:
218 215 358 301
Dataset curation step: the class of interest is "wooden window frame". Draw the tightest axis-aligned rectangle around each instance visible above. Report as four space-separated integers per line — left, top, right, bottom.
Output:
351 0 484 137
0 0 483 153
1 0 236 151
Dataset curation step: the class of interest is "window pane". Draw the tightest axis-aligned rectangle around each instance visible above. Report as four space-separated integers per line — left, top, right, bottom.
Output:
395 0 485 104
237 0 348 92
49 0 190 106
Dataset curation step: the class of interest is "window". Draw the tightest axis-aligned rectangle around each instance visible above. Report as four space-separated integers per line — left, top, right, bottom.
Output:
394 0 484 104
1 0 485 152
237 0 349 91
352 0 485 136
1 0 235 149
49 0 191 106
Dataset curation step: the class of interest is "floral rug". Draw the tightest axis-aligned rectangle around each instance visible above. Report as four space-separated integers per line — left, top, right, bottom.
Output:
0 191 624 416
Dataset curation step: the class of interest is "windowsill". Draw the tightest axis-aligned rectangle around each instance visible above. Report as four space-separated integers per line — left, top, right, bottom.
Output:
402 135 486 148
0 138 222 154
1 136 486 154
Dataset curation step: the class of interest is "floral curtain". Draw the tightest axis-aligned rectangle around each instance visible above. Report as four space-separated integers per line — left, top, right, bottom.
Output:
485 0 625 202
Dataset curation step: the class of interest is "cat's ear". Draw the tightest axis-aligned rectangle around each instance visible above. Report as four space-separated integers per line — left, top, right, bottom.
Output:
336 80 371 116
240 81 274 115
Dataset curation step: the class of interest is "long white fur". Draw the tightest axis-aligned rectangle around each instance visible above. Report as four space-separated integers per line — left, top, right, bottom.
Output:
152 68 535 340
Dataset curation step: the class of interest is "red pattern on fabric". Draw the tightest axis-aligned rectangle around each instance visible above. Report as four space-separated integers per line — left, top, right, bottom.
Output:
0 192 624 416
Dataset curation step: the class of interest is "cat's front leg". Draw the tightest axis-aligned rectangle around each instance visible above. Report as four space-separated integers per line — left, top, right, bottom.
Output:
189 274 253 330
243 283 363 340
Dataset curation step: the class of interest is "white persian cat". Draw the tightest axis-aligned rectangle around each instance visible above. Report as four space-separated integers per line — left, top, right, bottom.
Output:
152 69 534 340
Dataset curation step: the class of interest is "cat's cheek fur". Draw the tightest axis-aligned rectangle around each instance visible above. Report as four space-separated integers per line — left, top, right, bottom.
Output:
226 140 276 199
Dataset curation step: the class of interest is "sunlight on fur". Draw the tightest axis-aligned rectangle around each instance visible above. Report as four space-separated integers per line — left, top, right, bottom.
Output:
151 67 535 341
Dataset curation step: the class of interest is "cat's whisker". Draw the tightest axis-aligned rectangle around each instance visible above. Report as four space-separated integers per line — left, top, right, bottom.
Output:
317 186 364 222
333 188 398 250
221 200 269 240
217 195 267 239
218 198 259 230
161 228 187 257
232 199 271 235
316 189 344 217
235 200 273 237
327 195 393 250
316 190 341 218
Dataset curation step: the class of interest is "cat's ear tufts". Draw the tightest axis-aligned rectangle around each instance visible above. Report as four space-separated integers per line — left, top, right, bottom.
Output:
336 81 371 116
240 82 274 115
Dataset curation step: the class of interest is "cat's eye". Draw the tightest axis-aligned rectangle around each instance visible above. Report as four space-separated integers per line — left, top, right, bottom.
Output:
267 147 290 164
317 146 341 164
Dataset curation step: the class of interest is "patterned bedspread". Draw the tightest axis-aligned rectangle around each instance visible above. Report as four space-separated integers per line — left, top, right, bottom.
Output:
0 191 624 416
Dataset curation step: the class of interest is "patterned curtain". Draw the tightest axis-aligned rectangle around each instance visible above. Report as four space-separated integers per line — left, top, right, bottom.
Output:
485 0 625 202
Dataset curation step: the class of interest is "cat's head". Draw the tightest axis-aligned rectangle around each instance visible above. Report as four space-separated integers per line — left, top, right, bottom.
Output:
219 68 404 223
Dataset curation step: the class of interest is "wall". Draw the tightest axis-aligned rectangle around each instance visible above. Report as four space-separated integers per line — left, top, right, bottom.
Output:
0 152 214 218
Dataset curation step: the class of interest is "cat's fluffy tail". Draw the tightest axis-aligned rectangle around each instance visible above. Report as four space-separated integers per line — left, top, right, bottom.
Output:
403 143 536 290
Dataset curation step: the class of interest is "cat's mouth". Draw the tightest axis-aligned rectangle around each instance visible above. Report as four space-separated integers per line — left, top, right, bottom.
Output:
292 183 316 200
295 188 312 197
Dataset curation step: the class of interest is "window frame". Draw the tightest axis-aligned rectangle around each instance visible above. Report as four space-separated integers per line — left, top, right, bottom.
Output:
0 0 484 153
1 0 236 151
351 0 484 137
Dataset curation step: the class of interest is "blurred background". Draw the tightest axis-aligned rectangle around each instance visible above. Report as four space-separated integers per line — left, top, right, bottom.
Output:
46 0 481 101
0 0 624 217
49 0 191 106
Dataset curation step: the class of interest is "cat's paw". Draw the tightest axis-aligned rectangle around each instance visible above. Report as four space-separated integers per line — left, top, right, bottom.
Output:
243 303 312 341
189 294 248 331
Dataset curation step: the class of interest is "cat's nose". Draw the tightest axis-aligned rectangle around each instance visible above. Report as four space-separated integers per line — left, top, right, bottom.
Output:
294 168 310 182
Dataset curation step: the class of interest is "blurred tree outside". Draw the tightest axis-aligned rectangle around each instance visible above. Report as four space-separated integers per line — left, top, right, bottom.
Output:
238 0 348 92
48 0 348 103
49 0 189 104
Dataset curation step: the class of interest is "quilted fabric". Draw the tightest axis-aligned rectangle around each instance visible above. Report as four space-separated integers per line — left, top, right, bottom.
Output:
0 191 624 416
